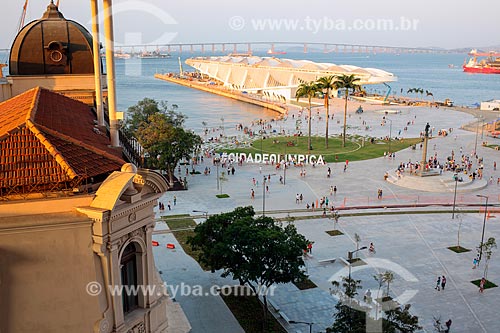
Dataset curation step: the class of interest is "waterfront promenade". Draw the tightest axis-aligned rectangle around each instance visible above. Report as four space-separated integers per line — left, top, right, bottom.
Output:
154 73 288 114
152 101 500 332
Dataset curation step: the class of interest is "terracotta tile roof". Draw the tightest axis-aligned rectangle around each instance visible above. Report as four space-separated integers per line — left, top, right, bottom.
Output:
42 132 123 178
0 88 38 139
0 87 124 191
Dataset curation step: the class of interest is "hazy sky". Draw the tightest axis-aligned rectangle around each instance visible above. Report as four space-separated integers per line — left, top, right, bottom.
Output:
1 0 499 50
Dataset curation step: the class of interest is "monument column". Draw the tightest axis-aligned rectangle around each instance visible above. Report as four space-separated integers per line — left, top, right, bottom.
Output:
420 123 430 176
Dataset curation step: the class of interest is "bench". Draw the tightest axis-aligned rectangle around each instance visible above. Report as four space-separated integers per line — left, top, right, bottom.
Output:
318 257 337 264
268 299 280 312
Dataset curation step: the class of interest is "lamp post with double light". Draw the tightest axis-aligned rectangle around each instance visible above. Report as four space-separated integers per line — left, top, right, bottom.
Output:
476 194 489 261
214 157 220 191
347 246 367 279
387 118 393 155
452 173 459 219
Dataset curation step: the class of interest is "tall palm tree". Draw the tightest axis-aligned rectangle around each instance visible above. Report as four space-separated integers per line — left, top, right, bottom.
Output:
316 75 336 148
295 80 318 151
334 74 361 147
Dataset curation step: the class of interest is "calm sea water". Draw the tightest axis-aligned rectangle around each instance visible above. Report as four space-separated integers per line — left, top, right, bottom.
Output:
2 50 499 132
113 51 500 132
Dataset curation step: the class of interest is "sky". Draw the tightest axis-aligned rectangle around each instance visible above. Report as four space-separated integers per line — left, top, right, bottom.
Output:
1 0 500 50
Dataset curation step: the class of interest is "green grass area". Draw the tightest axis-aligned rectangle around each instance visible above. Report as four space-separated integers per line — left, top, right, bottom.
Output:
448 246 471 253
471 279 497 289
326 230 344 236
161 214 190 219
293 277 317 290
216 193 230 198
163 217 196 229
222 292 287 333
485 144 500 151
225 135 422 163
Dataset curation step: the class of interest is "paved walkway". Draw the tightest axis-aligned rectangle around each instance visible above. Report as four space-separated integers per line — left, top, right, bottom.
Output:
152 103 500 332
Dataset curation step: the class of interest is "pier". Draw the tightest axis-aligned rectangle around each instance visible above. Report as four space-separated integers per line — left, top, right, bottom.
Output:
154 74 288 114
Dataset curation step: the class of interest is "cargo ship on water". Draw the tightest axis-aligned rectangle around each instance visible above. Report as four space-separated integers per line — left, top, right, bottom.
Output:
463 49 500 74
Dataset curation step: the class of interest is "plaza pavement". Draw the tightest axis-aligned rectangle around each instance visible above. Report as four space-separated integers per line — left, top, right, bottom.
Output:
152 103 500 332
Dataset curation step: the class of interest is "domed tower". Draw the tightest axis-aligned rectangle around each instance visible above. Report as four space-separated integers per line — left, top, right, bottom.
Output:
5 1 105 105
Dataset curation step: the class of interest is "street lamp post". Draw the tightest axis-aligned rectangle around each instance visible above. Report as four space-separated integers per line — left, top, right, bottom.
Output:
474 117 480 156
481 115 485 139
214 157 220 191
220 117 225 137
347 246 368 279
476 194 489 261
289 320 313 333
388 118 392 154
283 141 287 185
452 173 458 219
262 175 266 216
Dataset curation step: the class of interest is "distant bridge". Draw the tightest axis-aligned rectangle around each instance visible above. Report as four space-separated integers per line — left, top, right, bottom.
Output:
109 42 454 55
0 42 455 57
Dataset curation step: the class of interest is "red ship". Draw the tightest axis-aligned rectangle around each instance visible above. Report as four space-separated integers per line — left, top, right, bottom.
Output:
463 49 500 74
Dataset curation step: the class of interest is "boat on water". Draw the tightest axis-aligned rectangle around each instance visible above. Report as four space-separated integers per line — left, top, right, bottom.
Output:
114 51 131 59
266 49 286 55
138 51 171 59
463 49 500 74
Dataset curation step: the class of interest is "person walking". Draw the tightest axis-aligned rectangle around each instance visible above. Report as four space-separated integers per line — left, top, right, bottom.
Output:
435 276 441 291
333 186 337 195
445 319 452 332
479 277 486 293
441 275 447 290
251 189 255 199
472 256 479 269
173 196 177 206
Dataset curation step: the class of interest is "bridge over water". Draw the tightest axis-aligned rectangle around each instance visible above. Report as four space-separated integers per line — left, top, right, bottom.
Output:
105 42 454 55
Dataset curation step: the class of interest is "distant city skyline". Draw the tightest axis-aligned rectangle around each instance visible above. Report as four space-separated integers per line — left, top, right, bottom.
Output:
1 0 500 50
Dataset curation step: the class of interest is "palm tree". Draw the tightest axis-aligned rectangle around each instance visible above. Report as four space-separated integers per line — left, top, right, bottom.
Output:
295 80 318 151
382 271 395 297
316 75 336 148
334 74 360 147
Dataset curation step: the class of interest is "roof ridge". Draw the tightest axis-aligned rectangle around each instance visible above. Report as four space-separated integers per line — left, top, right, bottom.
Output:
25 120 79 179
27 87 42 122
36 123 125 166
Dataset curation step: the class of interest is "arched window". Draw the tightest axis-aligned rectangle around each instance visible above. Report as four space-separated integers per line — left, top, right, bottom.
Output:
120 242 139 313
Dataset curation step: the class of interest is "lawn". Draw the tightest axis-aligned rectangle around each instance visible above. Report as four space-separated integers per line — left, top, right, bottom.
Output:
225 135 422 163
222 291 287 333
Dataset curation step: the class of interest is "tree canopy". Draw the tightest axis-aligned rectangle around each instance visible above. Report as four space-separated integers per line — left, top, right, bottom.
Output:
334 74 361 147
124 98 201 186
188 206 309 292
295 80 319 151
328 276 421 333
316 75 336 148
